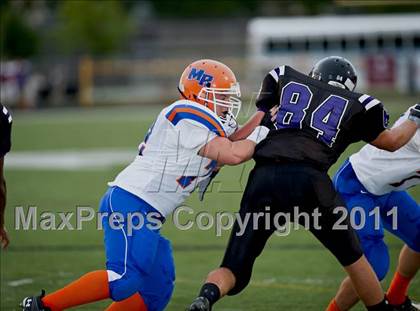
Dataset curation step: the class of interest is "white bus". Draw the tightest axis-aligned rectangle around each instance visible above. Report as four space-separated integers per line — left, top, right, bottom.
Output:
247 14 420 93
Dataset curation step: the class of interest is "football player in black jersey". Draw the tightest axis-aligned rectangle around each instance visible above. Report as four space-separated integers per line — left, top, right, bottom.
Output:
188 56 420 311
0 104 12 249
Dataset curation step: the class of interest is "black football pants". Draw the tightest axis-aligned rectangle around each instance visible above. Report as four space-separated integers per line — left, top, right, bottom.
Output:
220 162 363 295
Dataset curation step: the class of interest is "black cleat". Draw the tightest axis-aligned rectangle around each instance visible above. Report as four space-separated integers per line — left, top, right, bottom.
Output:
20 290 51 311
391 297 420 311
187 297 211 311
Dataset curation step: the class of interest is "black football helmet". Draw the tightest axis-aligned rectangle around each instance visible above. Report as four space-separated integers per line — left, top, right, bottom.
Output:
309 56 357 91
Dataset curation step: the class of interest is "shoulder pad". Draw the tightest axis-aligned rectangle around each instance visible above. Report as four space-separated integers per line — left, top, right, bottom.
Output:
358 94 382 111
165 101 226 137
1 105 12 124
268 65 286 83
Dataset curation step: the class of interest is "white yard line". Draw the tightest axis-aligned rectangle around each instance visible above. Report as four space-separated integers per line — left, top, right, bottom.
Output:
5 149 135 170
7 278 34 287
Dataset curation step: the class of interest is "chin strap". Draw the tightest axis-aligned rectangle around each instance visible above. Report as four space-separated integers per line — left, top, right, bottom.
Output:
327 81 346 90
177 87 188 100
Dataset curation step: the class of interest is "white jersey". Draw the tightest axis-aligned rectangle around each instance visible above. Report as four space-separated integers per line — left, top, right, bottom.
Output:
109 100 230 217
350 108 420 196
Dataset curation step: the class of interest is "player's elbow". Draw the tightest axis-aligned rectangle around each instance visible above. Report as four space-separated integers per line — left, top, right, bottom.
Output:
381 135 403 152
382 144 399 152
221 155 245 166
376 140 399 152
370 131 403 152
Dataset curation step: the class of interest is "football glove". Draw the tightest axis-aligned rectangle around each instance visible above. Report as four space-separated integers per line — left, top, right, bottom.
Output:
408 103 420 127
246 126 270 144
197 170 219 201
223 112 239 137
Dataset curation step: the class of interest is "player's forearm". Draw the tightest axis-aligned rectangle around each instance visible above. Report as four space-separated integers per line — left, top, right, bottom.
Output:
225 140 256 165
0 159 5 228
229 111 265 141
222 127 272 165
200 126 268 165
200 138 255 166
384 120 417 151
0 178 6 228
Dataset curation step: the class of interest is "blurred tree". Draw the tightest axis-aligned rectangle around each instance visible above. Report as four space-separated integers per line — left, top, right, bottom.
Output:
149 0 337 17
54 0 134 56
149 0 419 17
0 5 39 58
335 0 420 14
300 0 332 15
151 0 258 17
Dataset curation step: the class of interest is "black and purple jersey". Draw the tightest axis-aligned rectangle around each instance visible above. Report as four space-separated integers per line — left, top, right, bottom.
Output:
254 65 388 171
0 104 12 157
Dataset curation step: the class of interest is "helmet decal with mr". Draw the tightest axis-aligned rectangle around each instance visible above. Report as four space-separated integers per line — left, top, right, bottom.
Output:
187 68 214 86
309 56 358 91
178 59 241 123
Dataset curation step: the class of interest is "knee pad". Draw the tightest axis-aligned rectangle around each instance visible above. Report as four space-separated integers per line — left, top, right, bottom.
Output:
108 271 141 302
362 238 390 281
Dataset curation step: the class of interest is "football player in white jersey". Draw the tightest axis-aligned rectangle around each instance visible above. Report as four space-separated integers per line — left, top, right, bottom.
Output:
328 104 420 311
21 59 270 311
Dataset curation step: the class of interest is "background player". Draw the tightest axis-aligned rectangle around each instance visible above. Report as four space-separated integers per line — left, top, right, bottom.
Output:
0 103 12 249
327 105 420 311
21 59 269 311
188 56 419 311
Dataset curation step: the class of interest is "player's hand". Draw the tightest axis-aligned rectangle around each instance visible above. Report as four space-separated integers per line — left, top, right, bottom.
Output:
408 103 420 127
197 170 219 201
0 226 10 249
270 105 279 122
260 106 278 130
224 112 238 137
247 126 270 144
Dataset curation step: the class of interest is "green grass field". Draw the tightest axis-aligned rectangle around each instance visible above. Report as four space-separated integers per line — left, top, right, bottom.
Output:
1 98 419 310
